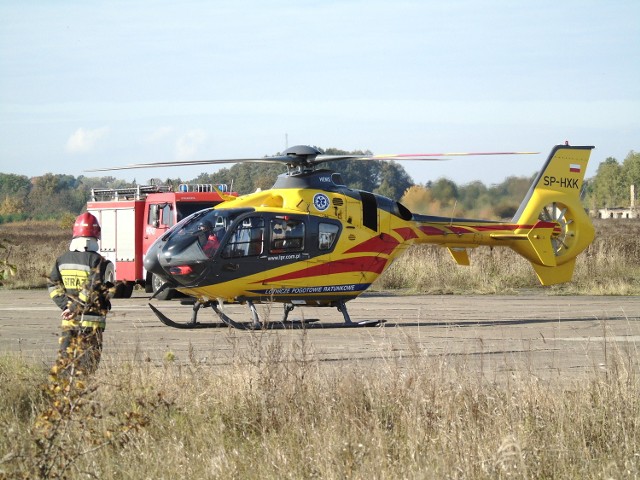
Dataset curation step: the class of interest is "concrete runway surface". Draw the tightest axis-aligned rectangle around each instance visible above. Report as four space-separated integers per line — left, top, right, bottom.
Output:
1 289 639 382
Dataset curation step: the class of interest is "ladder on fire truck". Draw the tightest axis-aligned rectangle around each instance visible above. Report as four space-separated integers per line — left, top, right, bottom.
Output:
90 183 229 202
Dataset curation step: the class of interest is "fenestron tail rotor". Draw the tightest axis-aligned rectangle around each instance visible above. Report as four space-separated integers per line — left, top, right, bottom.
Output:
539 201 575 256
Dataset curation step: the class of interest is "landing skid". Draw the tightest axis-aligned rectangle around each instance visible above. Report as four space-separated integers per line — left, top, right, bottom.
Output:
148 299 385 330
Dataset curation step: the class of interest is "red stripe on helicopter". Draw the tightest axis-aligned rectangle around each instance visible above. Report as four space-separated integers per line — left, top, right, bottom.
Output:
446 226 472 234
418 223 555 235
472 224 521 231
394 227 418 240
344 233 399 255
471 222 556 232
259 256 388 283
418 226 445 236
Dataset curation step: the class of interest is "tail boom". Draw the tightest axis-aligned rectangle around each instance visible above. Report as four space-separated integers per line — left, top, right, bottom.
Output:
409 145 595 285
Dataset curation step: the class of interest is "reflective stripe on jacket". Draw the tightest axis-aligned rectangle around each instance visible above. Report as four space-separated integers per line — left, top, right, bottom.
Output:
48 250 113 325
61 315 107 329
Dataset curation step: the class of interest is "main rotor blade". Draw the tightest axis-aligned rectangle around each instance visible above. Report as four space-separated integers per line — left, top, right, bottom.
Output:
85 147 540 172
86 156 291 172
368 151 539 159
86 154 450 172
313 151 539 164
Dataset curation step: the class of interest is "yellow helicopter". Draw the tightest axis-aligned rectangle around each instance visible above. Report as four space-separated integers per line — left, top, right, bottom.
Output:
91 143 595 329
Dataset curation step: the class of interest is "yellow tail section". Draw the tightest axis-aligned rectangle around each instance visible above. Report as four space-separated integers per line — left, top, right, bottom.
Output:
510 145 595 285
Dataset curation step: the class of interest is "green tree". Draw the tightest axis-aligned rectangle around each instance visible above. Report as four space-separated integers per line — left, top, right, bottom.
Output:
590 157 625 207
489 175 534 200
0 195 25 215
376 161 414 199
0 173 31 217
77 176 133 192
321 148 378 192
430 178 458 205
485 175 534 218
27 174 85 218
621 150 640 204
458 180 489 212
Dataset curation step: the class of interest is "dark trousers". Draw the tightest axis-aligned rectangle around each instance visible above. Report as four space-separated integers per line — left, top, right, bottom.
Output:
59 328 104 375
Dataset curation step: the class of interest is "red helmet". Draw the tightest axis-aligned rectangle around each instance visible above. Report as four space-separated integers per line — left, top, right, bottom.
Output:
73 212 101 239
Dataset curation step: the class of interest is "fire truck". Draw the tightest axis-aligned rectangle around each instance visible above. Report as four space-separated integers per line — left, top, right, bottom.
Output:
87 183 234 299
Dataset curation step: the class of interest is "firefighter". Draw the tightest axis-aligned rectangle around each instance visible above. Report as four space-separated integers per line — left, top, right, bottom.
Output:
47 212 114 375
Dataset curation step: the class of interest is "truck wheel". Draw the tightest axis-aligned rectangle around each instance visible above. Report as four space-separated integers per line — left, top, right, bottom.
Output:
122 281 134 298
113 283 125 298
104 262 124 297
152 273 174 300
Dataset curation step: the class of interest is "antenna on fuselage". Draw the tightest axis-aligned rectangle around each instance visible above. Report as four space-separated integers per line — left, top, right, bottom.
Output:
449 200 458 225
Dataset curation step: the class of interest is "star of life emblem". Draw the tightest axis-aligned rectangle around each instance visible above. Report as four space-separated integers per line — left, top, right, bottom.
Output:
313 193 330 211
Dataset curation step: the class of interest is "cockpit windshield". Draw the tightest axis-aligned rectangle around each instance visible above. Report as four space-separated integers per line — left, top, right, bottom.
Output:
164 208 253 259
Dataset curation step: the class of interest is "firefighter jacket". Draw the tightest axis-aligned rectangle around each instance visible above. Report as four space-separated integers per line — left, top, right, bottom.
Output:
48 250 114 329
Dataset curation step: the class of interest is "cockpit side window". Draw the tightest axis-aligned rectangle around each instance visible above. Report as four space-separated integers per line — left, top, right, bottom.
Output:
195 220 225 258
270 218 305 253
221 217 265 258
318 223 340 250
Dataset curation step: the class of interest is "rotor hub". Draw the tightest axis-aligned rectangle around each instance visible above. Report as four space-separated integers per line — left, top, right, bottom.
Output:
283 145 323 157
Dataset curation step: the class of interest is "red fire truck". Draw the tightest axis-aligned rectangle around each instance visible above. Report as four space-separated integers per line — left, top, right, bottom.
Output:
87 183 233 299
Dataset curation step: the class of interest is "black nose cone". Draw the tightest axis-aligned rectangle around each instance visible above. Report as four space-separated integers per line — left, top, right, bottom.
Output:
144 241 165 276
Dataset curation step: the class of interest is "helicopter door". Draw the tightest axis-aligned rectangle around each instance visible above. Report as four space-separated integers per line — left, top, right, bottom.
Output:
265 217 309 275
219 217 265 272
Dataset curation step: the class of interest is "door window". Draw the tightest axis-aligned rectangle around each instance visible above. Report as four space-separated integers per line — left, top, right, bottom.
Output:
162 204 174 227
318 223 340 250
148 204 159 227
221 217 265 258
270 218 305 253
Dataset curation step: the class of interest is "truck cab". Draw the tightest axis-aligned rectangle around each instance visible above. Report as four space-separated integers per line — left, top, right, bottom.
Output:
87 183 234 298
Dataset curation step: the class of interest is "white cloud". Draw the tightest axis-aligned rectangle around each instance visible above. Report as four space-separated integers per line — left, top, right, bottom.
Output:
143 126 174 144
175 129 207 160
65 127 110 153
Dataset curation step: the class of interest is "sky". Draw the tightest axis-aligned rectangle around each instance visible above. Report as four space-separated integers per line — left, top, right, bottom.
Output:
1 0 638 187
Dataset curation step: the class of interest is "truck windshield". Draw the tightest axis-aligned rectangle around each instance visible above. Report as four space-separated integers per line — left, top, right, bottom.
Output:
176 202 223 222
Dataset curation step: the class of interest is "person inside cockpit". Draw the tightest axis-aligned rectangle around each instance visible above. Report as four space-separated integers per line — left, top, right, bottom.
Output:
196 220 222 257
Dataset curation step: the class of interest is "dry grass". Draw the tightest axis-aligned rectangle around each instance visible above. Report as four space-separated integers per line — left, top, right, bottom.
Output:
0 220 69 288
0 331 638 479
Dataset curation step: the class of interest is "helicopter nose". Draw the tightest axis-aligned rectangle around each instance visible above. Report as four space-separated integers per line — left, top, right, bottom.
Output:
144 240 166 276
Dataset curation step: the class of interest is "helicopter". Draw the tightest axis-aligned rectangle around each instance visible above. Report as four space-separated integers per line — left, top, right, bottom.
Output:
89 143 595 330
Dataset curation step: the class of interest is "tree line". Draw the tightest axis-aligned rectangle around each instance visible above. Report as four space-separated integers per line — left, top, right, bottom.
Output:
1 148 637 223
585 150 640 209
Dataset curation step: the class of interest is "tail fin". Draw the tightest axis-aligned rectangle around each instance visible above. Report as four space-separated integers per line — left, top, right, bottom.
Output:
510 145 595 285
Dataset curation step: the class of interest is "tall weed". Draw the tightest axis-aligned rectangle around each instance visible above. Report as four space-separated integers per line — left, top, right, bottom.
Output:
0 331 638 479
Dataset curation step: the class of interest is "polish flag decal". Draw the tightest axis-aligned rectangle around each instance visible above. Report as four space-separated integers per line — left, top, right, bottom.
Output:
570 163 581 173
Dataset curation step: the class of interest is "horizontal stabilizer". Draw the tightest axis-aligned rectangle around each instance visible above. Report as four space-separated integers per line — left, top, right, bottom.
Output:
489 222 556 267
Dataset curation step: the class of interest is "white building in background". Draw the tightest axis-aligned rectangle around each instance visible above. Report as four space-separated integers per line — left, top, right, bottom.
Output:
592 185 639 219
